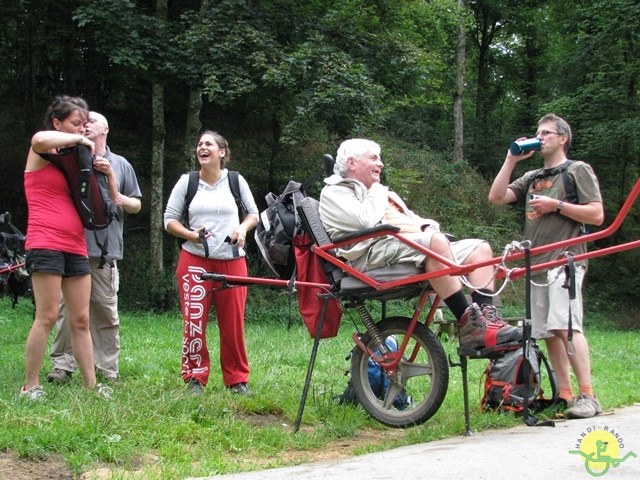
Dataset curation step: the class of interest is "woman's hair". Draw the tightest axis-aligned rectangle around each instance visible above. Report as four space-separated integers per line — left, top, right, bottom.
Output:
198 130 231 168
334 138 381 177
43 95 89 130
538 113 572 152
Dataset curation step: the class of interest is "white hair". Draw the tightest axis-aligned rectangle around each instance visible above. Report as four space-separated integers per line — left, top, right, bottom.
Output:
90 111 109 128
334 139 381 177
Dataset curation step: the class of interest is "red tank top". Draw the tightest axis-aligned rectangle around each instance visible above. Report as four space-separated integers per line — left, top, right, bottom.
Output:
24 162 87 256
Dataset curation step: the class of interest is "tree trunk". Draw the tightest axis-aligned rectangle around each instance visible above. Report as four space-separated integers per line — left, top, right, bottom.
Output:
184 88 203 171
182 0 212 172
150 0 168 275
150 82 165 273
452 0 466 163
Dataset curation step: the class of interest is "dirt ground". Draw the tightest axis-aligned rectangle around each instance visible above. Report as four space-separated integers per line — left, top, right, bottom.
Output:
0 420 407 479
0 453 73 480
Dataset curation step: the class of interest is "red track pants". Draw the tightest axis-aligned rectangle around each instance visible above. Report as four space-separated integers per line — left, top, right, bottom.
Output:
176 250 250 386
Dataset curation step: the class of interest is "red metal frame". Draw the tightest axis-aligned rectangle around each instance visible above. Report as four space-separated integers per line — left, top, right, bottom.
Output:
216 172 640 287
0 263 25 275
204 175 640 371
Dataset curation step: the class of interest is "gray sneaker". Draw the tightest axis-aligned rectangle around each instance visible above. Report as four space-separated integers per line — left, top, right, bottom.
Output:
96 383 113 399
565 393 602 419
228 382 253 397
20 385 47 401
46 368 73 385
187 378 204 396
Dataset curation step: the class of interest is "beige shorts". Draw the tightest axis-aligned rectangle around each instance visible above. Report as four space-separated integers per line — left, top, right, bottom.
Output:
530 265 585 340
354 228 485 273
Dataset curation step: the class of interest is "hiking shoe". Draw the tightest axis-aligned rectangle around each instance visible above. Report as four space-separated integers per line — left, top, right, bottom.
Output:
228 382 253 397
20 385 47 401
565 393 602 419
480 304 506 325
459 303 522 349
47 368 73 384
186 378 204 396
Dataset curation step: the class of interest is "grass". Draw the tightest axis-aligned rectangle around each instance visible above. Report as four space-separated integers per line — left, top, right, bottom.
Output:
1 293 639 479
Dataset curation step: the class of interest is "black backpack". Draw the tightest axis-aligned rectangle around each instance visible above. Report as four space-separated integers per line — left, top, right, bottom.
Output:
254 179 307 279
526 159 589 234
41 145 117 231
40 145 118 267
527 159 578 204
253 155 334 280
181 170 247 257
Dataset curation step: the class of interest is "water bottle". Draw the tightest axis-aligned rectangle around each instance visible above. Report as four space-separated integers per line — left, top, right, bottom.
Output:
509 138 542 155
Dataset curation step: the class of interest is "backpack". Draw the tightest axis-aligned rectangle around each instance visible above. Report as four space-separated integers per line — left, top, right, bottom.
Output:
0 211 33 308
254 179 307 279
481 344 556 414
254 155 335 279
41 145 117 231
292 231 342 339
183 170 247 228
181 170 247 257
39 145 118 267
527 159 577 204
527 159 589 234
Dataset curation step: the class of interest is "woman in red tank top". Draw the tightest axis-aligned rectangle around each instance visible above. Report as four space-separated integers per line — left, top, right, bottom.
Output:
20 96 102 400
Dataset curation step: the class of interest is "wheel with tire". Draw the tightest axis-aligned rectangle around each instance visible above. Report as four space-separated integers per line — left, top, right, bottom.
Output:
350 317 449 428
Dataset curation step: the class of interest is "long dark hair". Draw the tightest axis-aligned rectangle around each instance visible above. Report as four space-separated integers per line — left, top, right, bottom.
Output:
198 130 231 168
43 95 89 130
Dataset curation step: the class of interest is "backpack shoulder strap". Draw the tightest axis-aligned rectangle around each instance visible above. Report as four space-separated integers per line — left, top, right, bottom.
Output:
526 167 545 192
562 160 578 204
526 160 578 204
228 170 248 222
183 171 200 229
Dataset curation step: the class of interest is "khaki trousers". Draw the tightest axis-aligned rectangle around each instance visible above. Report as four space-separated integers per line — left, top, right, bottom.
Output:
50 258 120 378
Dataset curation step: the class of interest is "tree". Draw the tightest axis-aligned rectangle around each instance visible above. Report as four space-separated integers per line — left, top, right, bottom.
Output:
453 0 467 162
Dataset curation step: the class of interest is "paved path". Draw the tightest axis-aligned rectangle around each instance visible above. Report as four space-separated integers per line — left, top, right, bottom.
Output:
190 403 640 480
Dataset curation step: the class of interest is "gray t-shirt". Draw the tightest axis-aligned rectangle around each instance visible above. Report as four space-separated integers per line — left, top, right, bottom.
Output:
508 160 602 267
86 147 142 260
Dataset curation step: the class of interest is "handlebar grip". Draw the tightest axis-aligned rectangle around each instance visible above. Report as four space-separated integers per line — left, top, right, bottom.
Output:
0 211 10 226
200 272 225 281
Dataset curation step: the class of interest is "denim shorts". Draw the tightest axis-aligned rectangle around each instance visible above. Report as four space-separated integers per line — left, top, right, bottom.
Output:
26 249 90 278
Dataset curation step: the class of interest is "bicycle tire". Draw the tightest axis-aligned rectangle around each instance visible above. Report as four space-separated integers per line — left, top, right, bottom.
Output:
350 317 449 428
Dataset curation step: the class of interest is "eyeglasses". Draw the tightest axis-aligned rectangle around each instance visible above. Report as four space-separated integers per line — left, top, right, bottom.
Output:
535 130 562 137
87 118 108 127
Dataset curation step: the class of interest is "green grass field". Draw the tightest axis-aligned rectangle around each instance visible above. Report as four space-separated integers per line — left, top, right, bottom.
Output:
1 293 638 479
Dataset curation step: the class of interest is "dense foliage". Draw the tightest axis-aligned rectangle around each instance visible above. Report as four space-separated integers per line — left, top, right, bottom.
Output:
1 0 638 315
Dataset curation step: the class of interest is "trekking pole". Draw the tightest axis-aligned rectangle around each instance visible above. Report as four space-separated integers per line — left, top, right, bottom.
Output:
522 245 555 427
521 245 538 426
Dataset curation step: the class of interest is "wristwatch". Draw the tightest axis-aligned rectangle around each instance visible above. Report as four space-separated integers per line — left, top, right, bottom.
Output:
556 201 564 214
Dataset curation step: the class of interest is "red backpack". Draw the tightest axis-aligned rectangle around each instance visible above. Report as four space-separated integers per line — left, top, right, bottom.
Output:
481 344 556 413
292 233 342 339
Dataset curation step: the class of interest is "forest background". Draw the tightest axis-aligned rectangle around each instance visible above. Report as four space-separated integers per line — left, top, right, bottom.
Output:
1 0 639 322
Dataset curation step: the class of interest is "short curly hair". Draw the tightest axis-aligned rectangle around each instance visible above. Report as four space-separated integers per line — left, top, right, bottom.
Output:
334 139 381 177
